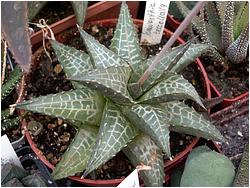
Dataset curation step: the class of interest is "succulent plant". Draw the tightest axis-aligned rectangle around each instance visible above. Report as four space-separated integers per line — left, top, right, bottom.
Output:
1 41 22 132
14 2 224 186
176 1 249 64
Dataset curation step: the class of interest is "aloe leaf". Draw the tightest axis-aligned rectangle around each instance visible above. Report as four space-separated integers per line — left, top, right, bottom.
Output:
140 73 204 108
233 2 249 40
83 100 138 176
15 89 104 127
70 66 134 104
1 66 22 100
121 104 171 157
226 25 249 64
164 102 225 142
171 43 210 73
222 2 234 51
71 1 88 27
78 26 128 69
110 2 142 75
52 125 98 180
205 23 223 53
123 133 164 187
2 2 31 73
142 42 191 92
28 1 47 21
50 39 93 89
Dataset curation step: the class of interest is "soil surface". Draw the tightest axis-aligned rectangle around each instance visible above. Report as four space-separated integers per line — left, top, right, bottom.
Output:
203 56 249 98
215 113 249 169
25 23 205 181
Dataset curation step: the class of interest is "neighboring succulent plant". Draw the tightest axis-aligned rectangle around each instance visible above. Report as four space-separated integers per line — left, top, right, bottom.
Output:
176 1 249 64
1 41 22 132
14 3 224 186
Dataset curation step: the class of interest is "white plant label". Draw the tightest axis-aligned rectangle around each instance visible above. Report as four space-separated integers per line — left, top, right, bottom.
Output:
1 135 23 168
141 1 170 45
117 169 140 187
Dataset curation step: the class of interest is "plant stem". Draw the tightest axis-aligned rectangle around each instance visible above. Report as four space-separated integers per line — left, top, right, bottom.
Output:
138 1 206 86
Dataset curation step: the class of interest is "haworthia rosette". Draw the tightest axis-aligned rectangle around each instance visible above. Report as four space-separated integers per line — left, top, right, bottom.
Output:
83 100 138 176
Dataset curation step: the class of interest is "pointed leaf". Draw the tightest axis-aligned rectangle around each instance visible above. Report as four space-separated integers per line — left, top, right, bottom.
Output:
15 89 104 126
222 2 234 51
164 102 225 142
226 25 249 64
70 66 134 104
28 1 47 21
83 100 138 176
123 134 164 187
71 1 88 27
2 1 31 72
205 23 223 53
110 2 143 75
121 104 171 156
216 1 227 24
140 73 204 108
233 2 249 40
171 43 210 73
50 39 93 89
142 42 192 92
78 26 128 69
205 2 221 31
52 125 98 179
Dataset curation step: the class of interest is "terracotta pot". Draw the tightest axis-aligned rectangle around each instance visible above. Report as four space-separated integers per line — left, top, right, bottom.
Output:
24 17 211 186
209 80 249 109
31 1 139 52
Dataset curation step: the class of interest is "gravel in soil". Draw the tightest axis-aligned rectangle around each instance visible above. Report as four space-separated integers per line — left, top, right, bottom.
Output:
25 23 205 180
216 113 249 169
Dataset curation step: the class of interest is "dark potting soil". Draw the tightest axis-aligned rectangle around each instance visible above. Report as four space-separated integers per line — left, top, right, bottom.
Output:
25 24 202 180
203 56 249 98
215 113 249 169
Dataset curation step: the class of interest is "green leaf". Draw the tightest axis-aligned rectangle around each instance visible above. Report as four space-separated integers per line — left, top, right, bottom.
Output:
205 2 221 31
15 89 104 127
52 125 98 179
226 25 249 64
2 1 31 72
221 2 234 51
28 1 47 21
71 1 88 27
216 1 227 24
205 23 223 53
171 43 210 73
78 26 128 69
50 39 93 89
142 42 191 92
83 100 138 176
121 104 171 156
70 66 134 104
140 73 205 108
110 2 143 75
164 102 225 142
1 66 22 100
123 133 164 187
233 2 249 40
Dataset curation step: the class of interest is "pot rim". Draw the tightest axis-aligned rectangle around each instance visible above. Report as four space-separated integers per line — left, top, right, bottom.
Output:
25 17 211 186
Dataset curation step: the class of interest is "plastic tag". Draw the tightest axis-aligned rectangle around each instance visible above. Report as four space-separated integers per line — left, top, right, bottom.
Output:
117 169 140 187
1 135 23 168
141 1 170 45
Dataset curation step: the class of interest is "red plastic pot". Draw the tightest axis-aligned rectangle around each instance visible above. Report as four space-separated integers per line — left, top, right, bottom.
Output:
30 1 139 52
166 14 181 32
24 17 211 186
209 80 249 109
